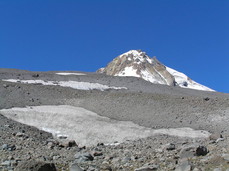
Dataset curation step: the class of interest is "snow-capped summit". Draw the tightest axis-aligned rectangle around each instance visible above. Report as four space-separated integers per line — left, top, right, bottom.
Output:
97 50 214 91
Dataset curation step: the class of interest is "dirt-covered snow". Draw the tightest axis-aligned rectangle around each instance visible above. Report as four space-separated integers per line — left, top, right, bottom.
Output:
0 105 211 147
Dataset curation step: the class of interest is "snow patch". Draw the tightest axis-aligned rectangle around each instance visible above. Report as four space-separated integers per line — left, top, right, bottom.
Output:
2 79 127 91
154 127 210 139
115 66 140 77
151 68 169 85
141 70 162 84
146 58 153 64
0 105 211 146
166 67 214 91
56 72 86 76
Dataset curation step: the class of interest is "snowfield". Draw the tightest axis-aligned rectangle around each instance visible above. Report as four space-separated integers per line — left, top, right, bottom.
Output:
2 79 127 91
0 105 211 147
56 72 86 76
166 67 215 92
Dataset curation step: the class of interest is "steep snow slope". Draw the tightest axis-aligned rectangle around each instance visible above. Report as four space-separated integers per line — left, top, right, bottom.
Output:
97 50 214 91
166 67 214 91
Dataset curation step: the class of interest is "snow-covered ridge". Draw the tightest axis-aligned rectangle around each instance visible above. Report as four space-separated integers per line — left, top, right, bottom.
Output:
2 79 127 91
166 67 215 91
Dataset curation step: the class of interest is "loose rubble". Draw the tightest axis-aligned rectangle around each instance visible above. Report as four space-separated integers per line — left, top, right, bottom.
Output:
0 70 229 170
1 113 229 171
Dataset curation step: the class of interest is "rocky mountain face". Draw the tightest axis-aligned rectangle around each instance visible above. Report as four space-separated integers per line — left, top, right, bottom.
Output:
97 50 214 91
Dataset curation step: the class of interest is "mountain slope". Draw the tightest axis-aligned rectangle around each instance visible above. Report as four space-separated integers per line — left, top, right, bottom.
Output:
0 67 228 171
97 50 214 91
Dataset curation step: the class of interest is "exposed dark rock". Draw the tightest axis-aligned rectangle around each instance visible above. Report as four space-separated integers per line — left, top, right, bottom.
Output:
58 140 77 148
182 81 188 87
165 143 176 151
196 146 208 156
65 140 77 147
93 151 103 156
32 74 39 78
58 135 67 139
204 97 210 101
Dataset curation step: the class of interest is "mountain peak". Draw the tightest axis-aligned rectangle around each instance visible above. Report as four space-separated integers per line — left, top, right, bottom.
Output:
98 50 175 86
97 50 214 91
118 50 151 64
120 49 143 55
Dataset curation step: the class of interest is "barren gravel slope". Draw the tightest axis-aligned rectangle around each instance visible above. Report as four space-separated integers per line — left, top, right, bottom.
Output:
0 68 229 171
0 69 228 134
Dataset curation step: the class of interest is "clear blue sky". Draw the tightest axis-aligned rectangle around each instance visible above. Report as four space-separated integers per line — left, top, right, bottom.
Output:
0 0 228 93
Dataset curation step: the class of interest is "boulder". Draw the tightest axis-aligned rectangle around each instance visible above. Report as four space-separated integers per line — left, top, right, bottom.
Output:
32 74 39 78
65 140 77 147
165 143 176 151
93 151 103 156
59 140 77 148
203 97 210 101
196 146 208 156
75 152 94 163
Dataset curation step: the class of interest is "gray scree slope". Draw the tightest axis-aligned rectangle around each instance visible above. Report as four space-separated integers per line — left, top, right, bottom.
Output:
0 68 229 170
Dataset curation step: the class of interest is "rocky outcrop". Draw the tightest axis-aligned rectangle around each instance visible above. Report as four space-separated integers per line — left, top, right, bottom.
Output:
97 50 214 91
97 50 176 86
